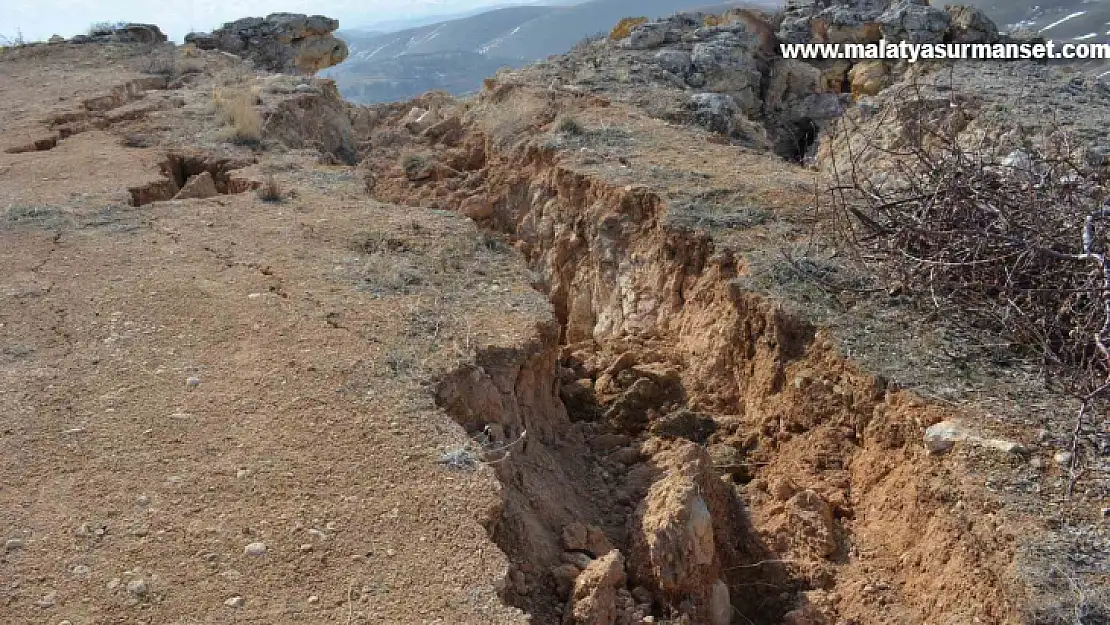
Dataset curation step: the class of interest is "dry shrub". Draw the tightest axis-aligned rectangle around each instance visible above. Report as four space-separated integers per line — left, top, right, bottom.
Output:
257 175 282 202
824 84 1110 400
554 115 584 136
475 92 553 146
609 17 647 41
213 87 263 144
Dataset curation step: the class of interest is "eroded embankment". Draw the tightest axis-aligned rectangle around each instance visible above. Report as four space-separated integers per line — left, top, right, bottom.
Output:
421 139 1023 624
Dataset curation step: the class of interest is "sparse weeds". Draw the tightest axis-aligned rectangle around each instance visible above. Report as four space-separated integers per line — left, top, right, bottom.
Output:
212 87 263 145
554 115 584 136
351 230 409 255
4 205 65 230
477 94 553 146
255 175 281 202
401 153 431 181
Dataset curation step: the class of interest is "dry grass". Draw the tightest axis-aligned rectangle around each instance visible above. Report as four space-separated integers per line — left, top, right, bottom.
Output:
475 92 554 146
609 17 647 41
257 175 282 202
212 87 263 144
553 115 584 136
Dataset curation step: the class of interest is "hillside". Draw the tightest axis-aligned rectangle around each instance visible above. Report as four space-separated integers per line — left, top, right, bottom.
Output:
326 0 767 103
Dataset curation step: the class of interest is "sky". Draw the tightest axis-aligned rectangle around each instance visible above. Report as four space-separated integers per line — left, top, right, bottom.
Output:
0 0 516 43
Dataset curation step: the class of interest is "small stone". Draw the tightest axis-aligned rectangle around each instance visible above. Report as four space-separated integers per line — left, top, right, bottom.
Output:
385 548 396 557
126 578 149 597
236 468 251 479
562 522 588 551
308 595 320 604
185 376 201 389
299 543 313 552
72 565 91 577
107 578 122 590
224 595 244 608
37 591 57 607
1054 450 1075 466
244 542 267 556
5 538 24 552
560 551 594 570
1101 507 1110 519
924 420 967 454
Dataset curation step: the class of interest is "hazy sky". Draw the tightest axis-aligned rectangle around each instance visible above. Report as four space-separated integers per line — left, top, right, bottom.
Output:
0 0 512 43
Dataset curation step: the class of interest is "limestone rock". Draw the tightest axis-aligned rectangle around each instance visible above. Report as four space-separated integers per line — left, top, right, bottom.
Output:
878 2 951 44
654 50 692 76
173 171 218 200
186 13 348 75
946 5 1000 44
689 92 740 137
564 551 627 625
924 419 969 454
691 34 762 114
623 21 678 50
563 522 589 552
849 61 891 97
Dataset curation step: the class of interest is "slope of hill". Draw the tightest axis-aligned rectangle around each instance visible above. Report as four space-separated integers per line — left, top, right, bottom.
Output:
326 0 769 103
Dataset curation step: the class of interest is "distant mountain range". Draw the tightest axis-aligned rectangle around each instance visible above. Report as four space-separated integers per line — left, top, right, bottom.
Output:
325 0 1110 104
325 0 767 103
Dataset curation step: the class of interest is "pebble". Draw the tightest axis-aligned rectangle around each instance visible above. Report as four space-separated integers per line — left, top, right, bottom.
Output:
185 376 201 389
37 591 57 607
126 579 149 597
224 596 244 608
299 543 313 552
5 538 24 552
1054 450 1075 466
72 565 91 577
244 542 267 557
308 595 320 604
107 578 121 590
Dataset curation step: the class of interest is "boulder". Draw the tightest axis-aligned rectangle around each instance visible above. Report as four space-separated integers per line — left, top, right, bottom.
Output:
564 551 627 625
945 5 1000 44
623 21 678 50
689 92 741 135
628 441 760 624
186 13 348 75
849 61 891 97
691 34 762 114
654 50 692 76
878 1 951 44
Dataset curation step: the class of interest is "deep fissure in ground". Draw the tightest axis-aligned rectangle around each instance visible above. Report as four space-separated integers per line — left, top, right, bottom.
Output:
428 140 1018 625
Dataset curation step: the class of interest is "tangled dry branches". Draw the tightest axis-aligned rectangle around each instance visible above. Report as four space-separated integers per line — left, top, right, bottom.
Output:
823 82 1110 405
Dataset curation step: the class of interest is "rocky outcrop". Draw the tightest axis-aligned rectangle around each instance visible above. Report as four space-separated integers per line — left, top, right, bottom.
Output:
777 0 998 46
185 13 348 75
69 23 167 45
